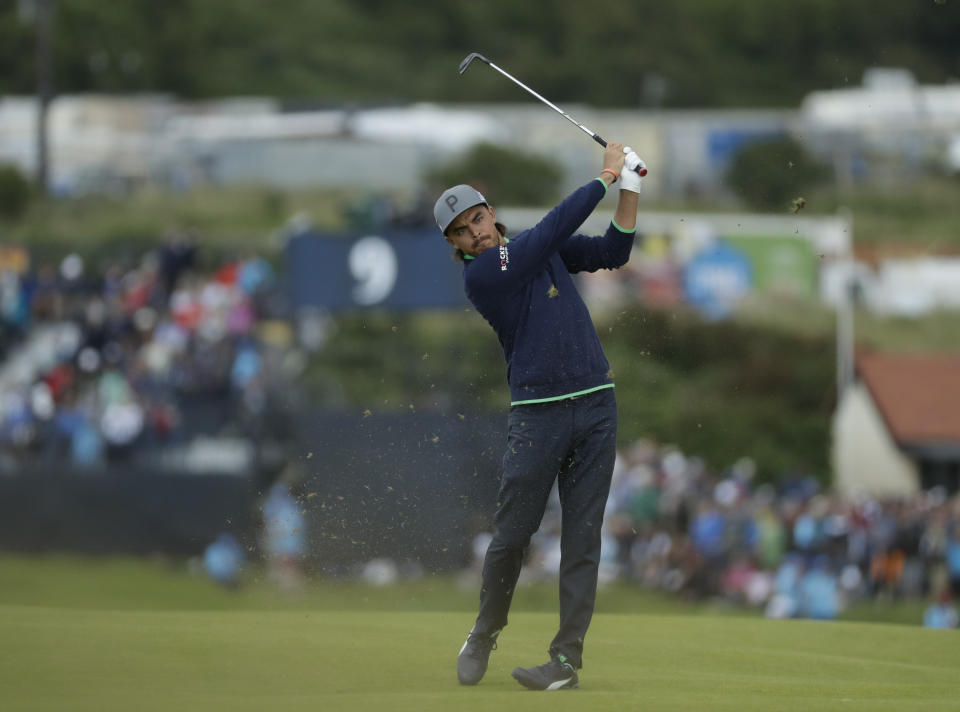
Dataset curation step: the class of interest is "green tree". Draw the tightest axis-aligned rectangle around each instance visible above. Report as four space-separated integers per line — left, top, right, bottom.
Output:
425 142 564 205
724 136 831 211
1 0 959 107
0 164 32 221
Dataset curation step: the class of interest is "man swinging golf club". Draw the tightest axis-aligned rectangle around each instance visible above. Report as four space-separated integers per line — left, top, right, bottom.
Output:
435 141 646 690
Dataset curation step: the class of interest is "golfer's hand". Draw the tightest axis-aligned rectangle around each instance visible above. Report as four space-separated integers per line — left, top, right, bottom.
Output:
602 142 626 180
619 148 645 194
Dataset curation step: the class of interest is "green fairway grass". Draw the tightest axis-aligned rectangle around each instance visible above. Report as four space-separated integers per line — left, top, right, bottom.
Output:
1 555 958 711
0 554 727 616
3 606 959 712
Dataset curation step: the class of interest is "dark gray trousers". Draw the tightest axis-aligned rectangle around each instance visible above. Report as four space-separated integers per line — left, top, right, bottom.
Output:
473 387 617 669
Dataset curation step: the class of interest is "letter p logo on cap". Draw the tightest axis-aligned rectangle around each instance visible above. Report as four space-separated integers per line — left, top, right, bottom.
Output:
434 184 487 235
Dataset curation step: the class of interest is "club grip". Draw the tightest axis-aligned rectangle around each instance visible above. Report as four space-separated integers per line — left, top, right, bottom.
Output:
594 134 648 176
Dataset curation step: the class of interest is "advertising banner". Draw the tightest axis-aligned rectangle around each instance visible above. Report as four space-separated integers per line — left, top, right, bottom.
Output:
285 229 468 311
723 234 817 299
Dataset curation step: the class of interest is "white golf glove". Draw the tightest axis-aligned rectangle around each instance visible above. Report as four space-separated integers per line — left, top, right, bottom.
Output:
619 146 645 194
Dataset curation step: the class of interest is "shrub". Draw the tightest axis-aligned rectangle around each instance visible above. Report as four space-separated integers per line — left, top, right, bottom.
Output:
425 142 564 205
725 136 831 211
0 163 32 220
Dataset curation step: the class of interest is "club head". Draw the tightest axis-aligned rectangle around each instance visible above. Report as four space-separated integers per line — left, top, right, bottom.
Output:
458 52 490 75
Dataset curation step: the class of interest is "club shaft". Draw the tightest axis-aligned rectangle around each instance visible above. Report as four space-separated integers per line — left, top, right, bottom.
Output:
462 53 648 175
486 61 606 147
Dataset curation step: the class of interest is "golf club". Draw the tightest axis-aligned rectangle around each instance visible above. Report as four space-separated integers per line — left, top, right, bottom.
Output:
458 52 648 177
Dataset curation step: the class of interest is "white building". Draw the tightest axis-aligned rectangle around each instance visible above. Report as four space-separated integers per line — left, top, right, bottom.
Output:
832 352 960 498
3 67 960 196
0 94 178 194
801 68 960 181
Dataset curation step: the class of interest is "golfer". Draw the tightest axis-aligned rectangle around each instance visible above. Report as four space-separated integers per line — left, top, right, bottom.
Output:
435 142 645 690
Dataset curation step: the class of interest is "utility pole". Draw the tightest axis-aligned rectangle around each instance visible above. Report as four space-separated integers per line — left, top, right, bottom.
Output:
836 208 855 398
35 0 54 196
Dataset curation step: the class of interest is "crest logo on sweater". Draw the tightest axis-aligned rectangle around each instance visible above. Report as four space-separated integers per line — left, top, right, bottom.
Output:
499 243 509 271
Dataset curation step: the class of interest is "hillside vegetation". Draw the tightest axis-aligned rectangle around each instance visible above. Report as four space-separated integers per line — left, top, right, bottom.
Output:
4 175 960 253
300 302 960 485
2 0 958 107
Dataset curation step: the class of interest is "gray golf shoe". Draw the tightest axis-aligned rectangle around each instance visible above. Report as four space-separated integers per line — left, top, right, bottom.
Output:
457 631 499 685
511 655 579 690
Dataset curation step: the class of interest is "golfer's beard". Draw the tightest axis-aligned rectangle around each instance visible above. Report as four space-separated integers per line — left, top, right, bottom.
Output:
473 234 495 253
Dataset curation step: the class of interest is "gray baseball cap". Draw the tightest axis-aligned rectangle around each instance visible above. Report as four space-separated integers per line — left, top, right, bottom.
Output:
434 184 487 235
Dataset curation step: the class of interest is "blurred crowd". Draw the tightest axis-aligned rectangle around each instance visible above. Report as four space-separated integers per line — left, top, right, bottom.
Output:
510 439 960 627
6 238 958 628
0 234 290 471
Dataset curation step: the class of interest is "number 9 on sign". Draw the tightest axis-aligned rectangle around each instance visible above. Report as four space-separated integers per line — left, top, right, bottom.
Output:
348 236 398 306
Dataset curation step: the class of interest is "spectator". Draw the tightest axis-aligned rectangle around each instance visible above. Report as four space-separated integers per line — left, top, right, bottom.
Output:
158 231 197 300
689 499 728 596
262 481 306 591
203 532 245 588
792 496 826 553
766 552 804 619
947 523 960 599
799 554 841 620
754 502 786 570
923 590 959 629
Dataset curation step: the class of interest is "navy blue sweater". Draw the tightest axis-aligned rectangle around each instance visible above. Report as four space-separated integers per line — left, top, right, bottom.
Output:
462 179 636 405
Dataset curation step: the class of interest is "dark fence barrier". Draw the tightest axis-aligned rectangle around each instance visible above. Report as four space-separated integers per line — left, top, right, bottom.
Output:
0 409 509 572
296 410 506 572
0 468 255 555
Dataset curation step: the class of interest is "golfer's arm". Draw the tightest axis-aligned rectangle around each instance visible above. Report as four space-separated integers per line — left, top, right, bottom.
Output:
612 190 639 233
